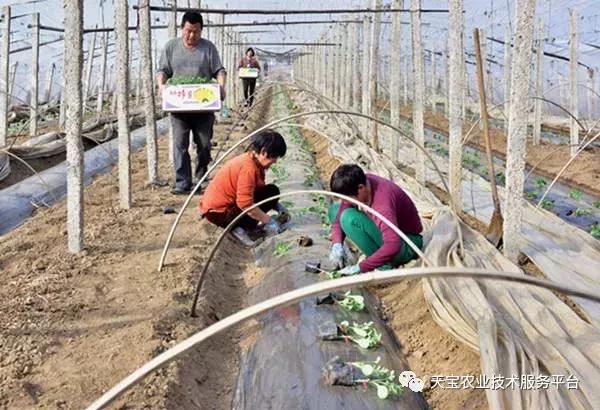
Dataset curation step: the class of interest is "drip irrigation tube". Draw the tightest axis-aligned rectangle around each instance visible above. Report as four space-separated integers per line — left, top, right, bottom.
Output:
87 266 600 410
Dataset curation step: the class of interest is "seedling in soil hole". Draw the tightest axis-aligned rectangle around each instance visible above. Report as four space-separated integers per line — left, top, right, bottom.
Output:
270 164 289 183
524 191 538 201
591 223 600 239
350 357 404 399
338 321 382 349
572 208 592 217
274 241 293 257
540 199 555 211
594 201 600 209
534 177 547 190
495 171 506 185
570 189 584 201
304 173 318 187
462 152 481 168
336 292 365 312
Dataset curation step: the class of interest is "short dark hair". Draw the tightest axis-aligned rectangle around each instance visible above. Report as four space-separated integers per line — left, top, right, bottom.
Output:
181 11 203 29
246 47 255 56
330 164 367 197
249 130 287 158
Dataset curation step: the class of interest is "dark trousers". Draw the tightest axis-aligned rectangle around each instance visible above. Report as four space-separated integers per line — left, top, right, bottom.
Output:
204 184 280 230
242 78 257 106
170 112 215 190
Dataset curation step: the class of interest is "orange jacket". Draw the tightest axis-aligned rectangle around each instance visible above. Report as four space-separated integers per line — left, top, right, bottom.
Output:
199 152 265 214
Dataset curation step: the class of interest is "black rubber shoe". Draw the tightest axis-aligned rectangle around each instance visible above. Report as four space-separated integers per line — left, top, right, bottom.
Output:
170 187 191 195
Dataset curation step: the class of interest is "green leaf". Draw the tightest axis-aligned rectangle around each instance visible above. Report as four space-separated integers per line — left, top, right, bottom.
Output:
570 189 584 201
593 201 600 209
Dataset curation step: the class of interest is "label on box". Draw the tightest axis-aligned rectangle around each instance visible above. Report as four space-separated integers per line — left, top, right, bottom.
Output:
162 84 221 112
239 68 259 79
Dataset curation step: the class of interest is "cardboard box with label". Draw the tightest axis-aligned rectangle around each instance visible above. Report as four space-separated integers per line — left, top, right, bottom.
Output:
239 67 259 79
162 83 221 112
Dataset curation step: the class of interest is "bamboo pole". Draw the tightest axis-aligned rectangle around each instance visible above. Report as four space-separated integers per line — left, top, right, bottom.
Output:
503 25 511 130
332 28 340 104
569 9 578 157
369 0 382 150
411 0 425 185
29 12 39 137
83 29 97 108
96 33 108 116
64 0 84 253
116 0 131 209
342 24 351 109
139 0 159 183
503 0 537 262
448 0 463 212
351 23 360 113
533 20 544 145
478 28 486 130
0 5 10 148
361 15 371 139
390 0 402 163
588 68 596 120
44 63 55 104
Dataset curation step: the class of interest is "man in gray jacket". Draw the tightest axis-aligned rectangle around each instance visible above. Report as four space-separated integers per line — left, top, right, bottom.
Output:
157 11 227 195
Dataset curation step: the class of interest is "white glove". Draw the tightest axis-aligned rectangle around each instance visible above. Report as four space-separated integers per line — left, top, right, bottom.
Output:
339 264 361 276
264 218 282 235
329 243 346 269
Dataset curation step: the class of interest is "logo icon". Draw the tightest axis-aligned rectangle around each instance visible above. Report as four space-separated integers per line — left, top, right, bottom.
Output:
399 370 425 392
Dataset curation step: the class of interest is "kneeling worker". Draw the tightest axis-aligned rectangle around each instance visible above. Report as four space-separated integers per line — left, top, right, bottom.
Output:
328 164 424 274
199 130 289 246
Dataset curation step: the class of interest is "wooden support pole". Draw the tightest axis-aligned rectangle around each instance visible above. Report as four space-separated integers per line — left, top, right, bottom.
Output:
0 5 10 148
588 68 596 120
448 0 463 211
503 0 537 262
431 49 437 100
9 62 17 106
503 25 511 129
328 34 335 99
168 0 177 39
343 24 351 109
361 15 371 138
478 28 486 129
83 30 97 108
30 12 40 137
116 0 131 209
569 9 578 157
351 23 361 113
139 0 159 183
59 64 66 129
332 28 340 103
390 0 402 163
411 0 426 185
369 0 382 150
44 63 55 104
96 33 108 115
533 20 544 145
64 0 84 253
403 54 409 105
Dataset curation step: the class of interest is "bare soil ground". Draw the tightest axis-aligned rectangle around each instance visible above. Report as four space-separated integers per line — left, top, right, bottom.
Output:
399 107 600 198
302 124 487 410
0 100 271 409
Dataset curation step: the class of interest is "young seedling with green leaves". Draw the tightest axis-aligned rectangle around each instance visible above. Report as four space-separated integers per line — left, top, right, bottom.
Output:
167 76 214 84
573 208 592 217
533 177 547 190
273 241 293 257
269 163 289 184
540 199 555 211
570 189 584 201
524 191 538 201
350 357 404 399
337 291 365 312
338 321 382 349
591 223 600 239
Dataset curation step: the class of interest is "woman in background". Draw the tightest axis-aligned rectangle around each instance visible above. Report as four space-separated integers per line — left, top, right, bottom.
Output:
238 47 261 106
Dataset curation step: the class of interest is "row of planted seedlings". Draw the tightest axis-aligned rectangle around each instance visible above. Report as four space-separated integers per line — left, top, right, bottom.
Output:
274 90 415 401
387 112 600 239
